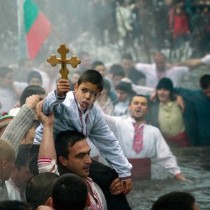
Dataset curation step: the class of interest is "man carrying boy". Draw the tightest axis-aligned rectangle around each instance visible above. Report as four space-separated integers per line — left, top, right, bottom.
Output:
34 70 132 209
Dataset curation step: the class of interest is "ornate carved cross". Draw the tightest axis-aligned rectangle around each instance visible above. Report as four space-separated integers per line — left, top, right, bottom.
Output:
47 44 81 79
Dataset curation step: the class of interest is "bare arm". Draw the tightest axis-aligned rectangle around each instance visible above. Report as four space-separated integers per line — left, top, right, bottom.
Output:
36 101 56 160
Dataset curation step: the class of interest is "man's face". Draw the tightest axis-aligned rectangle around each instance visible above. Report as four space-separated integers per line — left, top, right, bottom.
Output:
116 89 129 102
1 159 14 181
74 82 101 111
95 65 106 77
112 75 123 88
28 77 42 86
157 88 171 103
129 96 148 120
154 54 166 71
60 140 92 178
0 72 13 88
121 59 133 72
202 85 210 99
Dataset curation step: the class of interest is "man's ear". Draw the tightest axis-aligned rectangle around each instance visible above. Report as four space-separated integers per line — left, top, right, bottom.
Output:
58 156 67 167
45 197 54 208
2 160 8 169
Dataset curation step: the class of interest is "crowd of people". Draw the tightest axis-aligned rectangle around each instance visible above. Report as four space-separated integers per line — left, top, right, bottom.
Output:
0 47 209 209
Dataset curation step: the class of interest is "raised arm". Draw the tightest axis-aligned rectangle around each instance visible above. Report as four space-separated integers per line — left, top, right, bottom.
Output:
1 95 41 153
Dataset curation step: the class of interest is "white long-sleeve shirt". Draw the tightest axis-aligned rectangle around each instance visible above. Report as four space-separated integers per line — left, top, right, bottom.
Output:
135 63 189 88
104 115 181 176
34 91 132 178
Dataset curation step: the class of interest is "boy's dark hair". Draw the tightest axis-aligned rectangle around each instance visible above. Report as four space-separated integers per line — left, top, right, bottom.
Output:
77 69 104 92
55 130 86 160
151 191 196 210
0 200 32 210
91 60 104 69
20 85 46 106
0 66 13 77
52 174 88 210
15 144 32 170
26 172 59 210
109 64 125 77
200 74 210 89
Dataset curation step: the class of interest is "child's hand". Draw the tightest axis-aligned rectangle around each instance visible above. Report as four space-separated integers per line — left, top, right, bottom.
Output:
57 79 70 97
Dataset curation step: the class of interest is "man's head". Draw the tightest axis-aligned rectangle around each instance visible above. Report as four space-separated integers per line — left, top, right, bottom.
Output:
151 191 198 210
74 69 103 111
109 64 125 88
129 95 148 121
55 130 92 178
121 53 134 72
0 139 15 181
0 66 13 88
20 85 46 106
10 144 33 189
153 52 166 72
26 172 59 210
27 70 43 86
91 60 106 77
156 78 174 103
200 74 210 99
52 174 88 210
115 80 136 102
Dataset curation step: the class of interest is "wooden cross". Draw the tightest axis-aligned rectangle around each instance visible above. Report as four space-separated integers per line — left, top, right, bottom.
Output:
47 44 81 79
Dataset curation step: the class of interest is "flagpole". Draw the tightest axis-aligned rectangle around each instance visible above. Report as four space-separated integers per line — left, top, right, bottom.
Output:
17 0 27 61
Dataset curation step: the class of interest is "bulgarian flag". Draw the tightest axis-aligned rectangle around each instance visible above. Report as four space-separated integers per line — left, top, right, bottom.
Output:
23 0 51 60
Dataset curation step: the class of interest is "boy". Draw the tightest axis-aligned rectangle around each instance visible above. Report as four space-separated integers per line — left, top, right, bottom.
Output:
34 70 132 209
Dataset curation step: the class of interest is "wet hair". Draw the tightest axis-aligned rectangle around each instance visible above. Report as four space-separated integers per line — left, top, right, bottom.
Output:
91 60 105 69
55 130 86 160
200 74 210 89
121 53 133 60
77 69 104 92
151 191 196 210
26 172 59 210
15 144 32 170
52 174 88 210
0 66 13 77
109 64 125 77
20 85 46 106
0 200 32 210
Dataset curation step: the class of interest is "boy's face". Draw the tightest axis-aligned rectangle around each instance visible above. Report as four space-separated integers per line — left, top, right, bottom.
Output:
74 82 101 111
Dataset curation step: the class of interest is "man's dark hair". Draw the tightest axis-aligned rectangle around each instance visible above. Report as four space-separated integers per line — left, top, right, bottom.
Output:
20 85 45 106
200 74 210 89
52 174 88 210
91 60 104 69
109 64 125 77
129 94 148 105
26 172 59 210
151 191 196 210
0 200 32 210
77 69 104 92
28 144 40 176
15 144 32 170
55 130 86 159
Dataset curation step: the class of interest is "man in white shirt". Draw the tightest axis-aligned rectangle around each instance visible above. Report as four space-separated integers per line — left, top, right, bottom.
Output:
104 94 186 181
135 52 210 88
